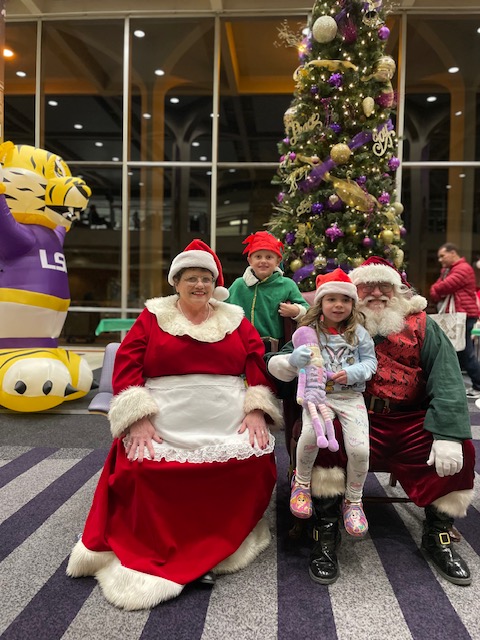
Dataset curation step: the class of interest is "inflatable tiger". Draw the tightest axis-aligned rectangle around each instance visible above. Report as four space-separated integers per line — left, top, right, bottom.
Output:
0 141 93 411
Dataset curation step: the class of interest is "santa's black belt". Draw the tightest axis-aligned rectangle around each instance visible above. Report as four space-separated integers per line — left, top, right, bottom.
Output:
364 394 416 414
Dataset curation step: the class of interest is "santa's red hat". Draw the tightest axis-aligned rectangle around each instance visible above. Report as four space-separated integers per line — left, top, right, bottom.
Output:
314 268 358 305
349 256 410 288
168 239 229 301
242 231 283 258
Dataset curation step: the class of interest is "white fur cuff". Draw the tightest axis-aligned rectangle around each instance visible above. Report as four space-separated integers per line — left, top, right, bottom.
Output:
244 385 283 428
108 386 159 439
432 489 474 518
311 465 346 498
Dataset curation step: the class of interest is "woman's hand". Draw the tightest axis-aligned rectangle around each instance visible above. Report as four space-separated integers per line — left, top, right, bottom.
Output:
124 416 163 462
238 409 269 450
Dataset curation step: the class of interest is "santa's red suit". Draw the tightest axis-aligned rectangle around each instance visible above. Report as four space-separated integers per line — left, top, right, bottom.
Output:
67 296 281 609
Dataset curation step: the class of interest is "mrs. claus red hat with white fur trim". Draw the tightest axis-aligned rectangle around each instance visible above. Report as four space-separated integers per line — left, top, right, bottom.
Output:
349 256 410 288
168 239 229 301
314 268 358 305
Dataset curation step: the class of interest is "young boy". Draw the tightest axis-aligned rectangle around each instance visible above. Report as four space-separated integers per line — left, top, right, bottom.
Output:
228 231 309 346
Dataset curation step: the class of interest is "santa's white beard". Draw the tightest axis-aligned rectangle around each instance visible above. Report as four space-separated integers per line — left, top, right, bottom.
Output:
359 295 409 337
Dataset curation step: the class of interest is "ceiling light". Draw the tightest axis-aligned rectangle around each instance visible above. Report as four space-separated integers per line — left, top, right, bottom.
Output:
192 141 200 147
170 97 179 104
206 171 212 175
138 182 144 186
426 96 437 103
74 124 83 130
229 169 236 173
143 113 151 119
459 173 466 178
3 48 14 58
302 27 310 36
455 110 462 116
224 200 231 205
16 71 26 77
134 30 145 38
154 69 165 76
128 171 133 176
448 66 459 74
446 185 451 189
95 142 103 147
48 100 58 107
200 156 207 161
112 157 119 162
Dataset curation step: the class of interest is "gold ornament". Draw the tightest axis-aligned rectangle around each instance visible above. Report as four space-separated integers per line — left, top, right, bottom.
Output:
312 16 338 43
303 59 358 74
363 56 396 83
325 173 377 212
346 223 357 235
393 248 404 268
283 106 297 130
351 256 364 268
380 229 394 244
290 259 303 273
392 201 404 215
330 143 352 164
314 255 327 268
384 206 396 221
328 194 340 206
362 97 375 117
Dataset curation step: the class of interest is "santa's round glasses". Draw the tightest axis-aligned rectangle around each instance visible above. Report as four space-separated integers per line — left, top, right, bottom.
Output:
358 282 393 294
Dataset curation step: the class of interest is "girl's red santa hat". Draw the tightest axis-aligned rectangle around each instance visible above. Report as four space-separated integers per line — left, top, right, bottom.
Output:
314 268 358 305
349 256 410 288
242 231 284 258
168 239 230 301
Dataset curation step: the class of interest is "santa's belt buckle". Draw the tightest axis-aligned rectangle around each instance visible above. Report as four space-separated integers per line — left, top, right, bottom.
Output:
368 396 390 414
439 532 451 545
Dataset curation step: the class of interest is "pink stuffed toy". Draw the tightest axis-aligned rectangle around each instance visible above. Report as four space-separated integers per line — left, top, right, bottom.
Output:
292 325 339 452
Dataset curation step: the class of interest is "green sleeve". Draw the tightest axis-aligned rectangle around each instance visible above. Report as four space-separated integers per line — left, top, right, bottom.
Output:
285 281 310 309
422 316 472 441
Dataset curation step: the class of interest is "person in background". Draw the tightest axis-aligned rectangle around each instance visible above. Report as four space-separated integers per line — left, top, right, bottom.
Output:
270 269 377 539
430 242 480 398
67 239 282 610
228 231 309 347
266 257 475 587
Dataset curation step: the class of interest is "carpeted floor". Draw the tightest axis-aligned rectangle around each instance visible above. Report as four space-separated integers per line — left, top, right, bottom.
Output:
0 396 479 639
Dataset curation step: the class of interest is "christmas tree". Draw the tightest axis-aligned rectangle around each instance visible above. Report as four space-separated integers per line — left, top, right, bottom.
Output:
269 0 406 291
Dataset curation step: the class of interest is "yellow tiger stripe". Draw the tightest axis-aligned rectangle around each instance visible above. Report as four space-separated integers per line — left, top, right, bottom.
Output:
0 288 70 310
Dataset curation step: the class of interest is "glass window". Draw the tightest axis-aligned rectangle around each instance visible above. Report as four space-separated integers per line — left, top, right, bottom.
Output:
4 23 37 145
130 19 215 162
41 20 124 161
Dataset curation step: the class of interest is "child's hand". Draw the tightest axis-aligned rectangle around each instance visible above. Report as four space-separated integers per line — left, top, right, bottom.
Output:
330 370 347 385
278 302 299 318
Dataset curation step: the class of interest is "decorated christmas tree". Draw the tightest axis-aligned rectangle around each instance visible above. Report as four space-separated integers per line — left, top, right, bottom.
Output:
269 0 406 291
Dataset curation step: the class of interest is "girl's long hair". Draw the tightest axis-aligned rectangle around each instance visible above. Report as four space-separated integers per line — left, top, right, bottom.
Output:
298 297 363 346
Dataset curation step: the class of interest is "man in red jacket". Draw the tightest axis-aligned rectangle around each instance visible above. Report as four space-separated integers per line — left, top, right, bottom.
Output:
430 242 480 398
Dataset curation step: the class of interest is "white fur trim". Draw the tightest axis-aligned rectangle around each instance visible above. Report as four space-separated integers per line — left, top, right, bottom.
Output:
311 465 346 498
350 263 402 286
244 385 283 428
108 386 159 438
168 250 218 285
243 265 283 287
145 295 244 342
67 540 183 610
407 294 428 314
432 489 474 518
267 353 298 383
67 539 115 577
213 286 229 301
314 281 358 305
293 304 307 321
214 517 271 574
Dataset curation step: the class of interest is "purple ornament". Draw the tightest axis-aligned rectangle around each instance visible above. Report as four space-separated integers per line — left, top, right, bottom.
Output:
302 246 317 264
289 152 296 161
325 223 344 242
277 192 284 203
283 137 290 144
356 175 367 185
362 237 374 248
388 156 400 171
311 202 324 214
328 73 343 88
378 26 390 40
400 226 407 237
285 231 296 245
330 123 342 134
378 191 390 205
279 155 285 162
342 22 357 44
310 85 318 95
328 196 343 212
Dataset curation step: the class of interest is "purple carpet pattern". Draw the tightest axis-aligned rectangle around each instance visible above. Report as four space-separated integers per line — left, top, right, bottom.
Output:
0 417 479 639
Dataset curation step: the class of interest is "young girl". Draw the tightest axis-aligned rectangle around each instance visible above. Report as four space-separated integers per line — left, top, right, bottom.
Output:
272 268 377 537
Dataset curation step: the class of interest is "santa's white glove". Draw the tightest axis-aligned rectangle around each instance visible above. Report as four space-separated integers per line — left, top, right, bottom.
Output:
288 345 312 369
427 440 463 477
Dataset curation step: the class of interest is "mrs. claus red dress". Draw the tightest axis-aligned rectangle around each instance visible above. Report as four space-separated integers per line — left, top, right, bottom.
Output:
67 296 281 610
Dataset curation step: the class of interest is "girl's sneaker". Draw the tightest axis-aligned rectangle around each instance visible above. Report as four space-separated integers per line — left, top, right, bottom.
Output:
290 478 312 519
342 500 368 537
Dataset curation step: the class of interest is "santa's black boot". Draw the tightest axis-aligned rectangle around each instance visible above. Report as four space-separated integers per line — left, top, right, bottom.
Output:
309 495 341 585
421 505 471 586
